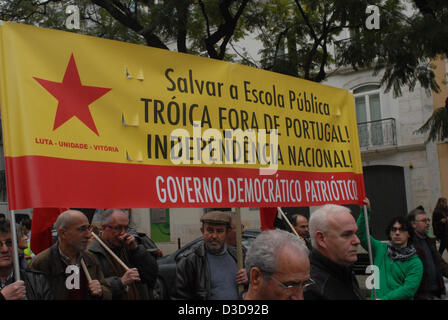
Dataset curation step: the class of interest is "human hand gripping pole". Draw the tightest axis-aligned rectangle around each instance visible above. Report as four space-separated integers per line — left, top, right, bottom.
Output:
91 232 141 287
80 257 102 297
80 258 92 282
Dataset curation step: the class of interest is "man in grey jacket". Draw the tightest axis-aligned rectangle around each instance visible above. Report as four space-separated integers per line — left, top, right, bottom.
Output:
88 209 158 300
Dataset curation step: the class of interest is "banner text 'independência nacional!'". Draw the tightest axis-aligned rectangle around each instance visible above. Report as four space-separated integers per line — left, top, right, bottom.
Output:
0 21 365 209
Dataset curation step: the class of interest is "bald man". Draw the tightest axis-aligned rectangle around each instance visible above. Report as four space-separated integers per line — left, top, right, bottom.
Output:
29 210 112 300
304 205 365 300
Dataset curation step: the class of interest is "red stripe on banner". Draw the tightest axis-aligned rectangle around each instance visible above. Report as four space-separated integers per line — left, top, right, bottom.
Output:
5 156 365 209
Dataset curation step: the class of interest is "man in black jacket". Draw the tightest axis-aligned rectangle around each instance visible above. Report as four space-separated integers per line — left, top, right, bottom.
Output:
304 204 365 300
172 211 248 300
88 209 158 300
408 208 448 299
0 220 53 300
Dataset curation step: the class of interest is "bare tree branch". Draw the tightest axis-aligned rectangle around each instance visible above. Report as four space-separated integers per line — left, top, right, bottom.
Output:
204 0 250 59
91 0 168 49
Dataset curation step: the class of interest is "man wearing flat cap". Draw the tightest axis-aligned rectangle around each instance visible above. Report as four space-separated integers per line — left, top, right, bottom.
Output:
171 211 248 300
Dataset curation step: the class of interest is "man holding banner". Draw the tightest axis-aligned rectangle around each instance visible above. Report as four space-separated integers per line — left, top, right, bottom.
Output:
88 209 159 300
29 210 112 300
0 220 53 300
357 198 423 300
172 211 248 300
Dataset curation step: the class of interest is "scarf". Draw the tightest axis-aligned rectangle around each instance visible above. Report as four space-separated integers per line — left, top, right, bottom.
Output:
387 241 416 261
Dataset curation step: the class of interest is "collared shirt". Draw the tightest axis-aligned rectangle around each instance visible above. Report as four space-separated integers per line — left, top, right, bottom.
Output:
0 272 14 290
58 246 81 267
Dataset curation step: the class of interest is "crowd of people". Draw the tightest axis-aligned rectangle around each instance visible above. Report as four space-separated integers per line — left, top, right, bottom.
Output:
0 197 447 300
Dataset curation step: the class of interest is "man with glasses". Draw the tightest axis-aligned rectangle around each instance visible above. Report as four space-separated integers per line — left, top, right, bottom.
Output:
305 204 365 300
0 220 53 300
243 229 311 300
408 207 448 299
356 198 423 300
88 209 158 300
29 210 111 300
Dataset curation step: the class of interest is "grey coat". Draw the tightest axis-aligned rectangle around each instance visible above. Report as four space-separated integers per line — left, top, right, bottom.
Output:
88 237 158 300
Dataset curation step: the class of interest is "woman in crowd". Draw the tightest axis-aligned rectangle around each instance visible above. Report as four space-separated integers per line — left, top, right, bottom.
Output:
357 198 423 300
432 197 448 255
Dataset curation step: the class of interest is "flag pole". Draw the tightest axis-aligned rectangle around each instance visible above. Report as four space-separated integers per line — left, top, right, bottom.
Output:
277 207 303 240
9 210 21 281
235 207 244 295
91 232 129 271
363 204 376 299
80 257 93 282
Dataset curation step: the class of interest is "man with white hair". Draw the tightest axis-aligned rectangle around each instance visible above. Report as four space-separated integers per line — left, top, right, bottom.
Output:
243 229 311 300
304 204 365 300
88 209 158 300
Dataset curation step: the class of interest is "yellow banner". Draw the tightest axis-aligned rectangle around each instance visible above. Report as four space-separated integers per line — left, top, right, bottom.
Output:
0 21 361 174
0 22 365 210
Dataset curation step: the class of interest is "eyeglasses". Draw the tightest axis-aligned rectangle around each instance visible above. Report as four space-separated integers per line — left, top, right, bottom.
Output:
417 218 430 223
106 225 129 232
76 225 92 233
391 227 408 233
268 274 315 292
0 239 13 248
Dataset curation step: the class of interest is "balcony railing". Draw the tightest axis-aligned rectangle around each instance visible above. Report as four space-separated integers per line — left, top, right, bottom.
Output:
357 118 397 149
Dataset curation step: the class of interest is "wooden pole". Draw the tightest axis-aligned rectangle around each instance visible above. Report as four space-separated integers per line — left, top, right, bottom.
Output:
91 232 129 271
80 258 92 282
9 210 21 281
277 207 303 241
235 207 244 295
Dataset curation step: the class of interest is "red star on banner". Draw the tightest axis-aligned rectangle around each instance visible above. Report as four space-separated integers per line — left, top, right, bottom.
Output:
34 54 111 136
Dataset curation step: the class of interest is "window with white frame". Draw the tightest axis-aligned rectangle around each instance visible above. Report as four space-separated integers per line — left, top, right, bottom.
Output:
353 84 383 147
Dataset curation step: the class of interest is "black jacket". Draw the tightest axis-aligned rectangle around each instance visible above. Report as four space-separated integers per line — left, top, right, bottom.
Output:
171 242 242 300
0 270 54 300
88 237 159 300
414 236 448 299
304 250 365 300
432 209 447 240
